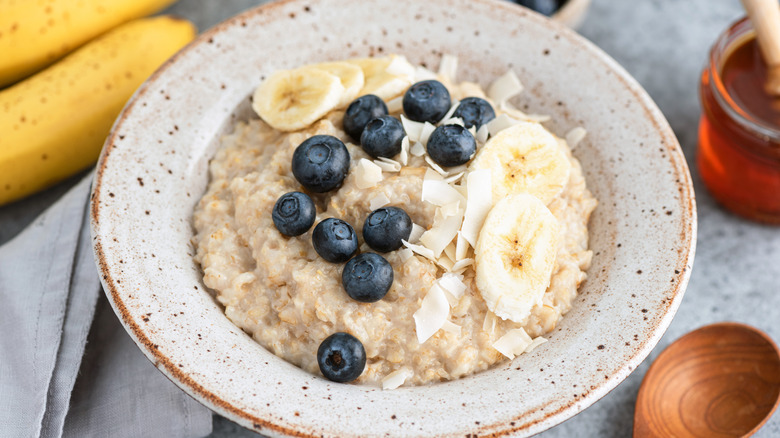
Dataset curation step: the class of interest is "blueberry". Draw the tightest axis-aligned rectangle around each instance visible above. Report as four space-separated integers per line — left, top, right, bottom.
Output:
426 125 477 167
511 0 561 16
343 95 388 141
452 97 496 129
360 115 405 158
271 192 316 236
342 253 394 302
362 207 412 253
312 218 358 263
292 135 350 193
402 80 451 123
317 332 366 383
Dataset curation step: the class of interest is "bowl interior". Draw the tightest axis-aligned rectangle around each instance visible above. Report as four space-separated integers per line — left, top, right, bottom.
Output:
90 0 696 436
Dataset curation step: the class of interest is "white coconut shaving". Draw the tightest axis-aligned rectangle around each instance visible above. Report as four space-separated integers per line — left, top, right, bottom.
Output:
402 239 435 260
401 114 424 142
385 55 415 79
486 114 521 137
566 127 587 149
455 231 469 261
440 320 462 335
369 192 391 210
413 283 450 344
439 100 460 125
408 223 425 243
414 66 439 82
419 122 437 146
355 158 383 189
386 96 403 114
450 258 474 274
524 336 548 353
424 155 448 176
398 247 414 262
382 368 413 390
374 157 402 172
487 69 524 105
476 124 490 143
419 214 463 258
399 136 410 165
492 328 533 359
421 175 466 207
438 272 467 300
460 169 493 246
438 54 458 82
441 117 465 127
410 141 426 157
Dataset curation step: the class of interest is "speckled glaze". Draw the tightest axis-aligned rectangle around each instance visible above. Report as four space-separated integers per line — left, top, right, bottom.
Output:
89 0 697 436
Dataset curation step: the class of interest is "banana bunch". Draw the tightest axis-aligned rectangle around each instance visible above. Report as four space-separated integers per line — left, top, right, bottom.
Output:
470 122 571 323
0 8 195 206
252 55 415 132
0 0 177 88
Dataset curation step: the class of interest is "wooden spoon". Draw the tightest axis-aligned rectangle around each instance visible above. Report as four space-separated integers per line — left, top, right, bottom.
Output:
742 0 780 95
634 322 780 438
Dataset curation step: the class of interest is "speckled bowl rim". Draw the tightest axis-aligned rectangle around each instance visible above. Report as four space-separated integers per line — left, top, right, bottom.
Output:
90 0 697 436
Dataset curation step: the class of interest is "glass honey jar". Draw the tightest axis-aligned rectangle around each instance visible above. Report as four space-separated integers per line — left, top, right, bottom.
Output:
698 17 780 224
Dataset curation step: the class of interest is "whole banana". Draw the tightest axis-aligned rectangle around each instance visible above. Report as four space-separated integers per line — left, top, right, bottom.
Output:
0 0 177 87
0 16 196 206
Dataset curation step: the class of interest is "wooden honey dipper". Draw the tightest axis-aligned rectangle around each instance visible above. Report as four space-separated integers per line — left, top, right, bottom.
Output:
742 0 780 95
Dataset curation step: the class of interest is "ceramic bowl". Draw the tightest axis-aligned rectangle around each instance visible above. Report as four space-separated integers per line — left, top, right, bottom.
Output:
90 0 697 436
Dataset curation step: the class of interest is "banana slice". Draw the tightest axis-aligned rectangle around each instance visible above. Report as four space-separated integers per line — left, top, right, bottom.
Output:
347 55 414 100
469 122 571 205
303 61 365 108
252 67 344 132
475 194 560 323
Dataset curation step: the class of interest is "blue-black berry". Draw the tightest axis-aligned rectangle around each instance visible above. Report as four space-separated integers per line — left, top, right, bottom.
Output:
342 253 394 303
292 135 350 193
317 332 366 383
426 124 477 167
362 207 412 253
452 97 496 129
312 218 358 263
360 115 405 158
511 0 561 16
343 95 388 141
272 192 316 236
402 80 451 124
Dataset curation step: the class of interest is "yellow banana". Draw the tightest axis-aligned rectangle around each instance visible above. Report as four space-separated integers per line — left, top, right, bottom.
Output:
0 16 196 206
0 0 177 87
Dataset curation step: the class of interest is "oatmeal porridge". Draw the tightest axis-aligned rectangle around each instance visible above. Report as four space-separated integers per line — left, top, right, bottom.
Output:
192 54 597 387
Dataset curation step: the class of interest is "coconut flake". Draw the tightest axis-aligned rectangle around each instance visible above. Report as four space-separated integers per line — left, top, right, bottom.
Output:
439 272 467 299
410 141 426 157
492 328 533 359
385 55 415 79
355 158 383 189
399 136 410 165
566 127 587 149
438 54 458 82
455 231 469 261
387 96 403 114
398 247 414 262
435 256 455 272
443 241 457 262
374 157 402 172
369 192 391 210
439 100 460 126
440 201 462 218
451 258 474 274
441 117 465 127
401 115 424 142
460 169 493 246
444 171 465 184
425 156 449 176
476 124 490 143
469 126 477 138
441 320 462 335
382 368 413 390
419 122 437 146
488 70 524 105
402 239 435 260
414 66 439 82
482 311 498 335
419 215 463 258
409 223 425 243
524 336 548 353
422 176 465 207
486 114 521 137
413 284 450 344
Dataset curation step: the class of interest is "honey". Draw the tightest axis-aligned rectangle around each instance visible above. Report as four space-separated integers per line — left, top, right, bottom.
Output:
698 17 780 223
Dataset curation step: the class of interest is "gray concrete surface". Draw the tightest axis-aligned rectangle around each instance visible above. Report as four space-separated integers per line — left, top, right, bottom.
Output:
1 0 777 436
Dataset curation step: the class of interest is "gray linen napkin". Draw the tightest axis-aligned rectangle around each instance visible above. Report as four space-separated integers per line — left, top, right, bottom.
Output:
0 174 213 438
